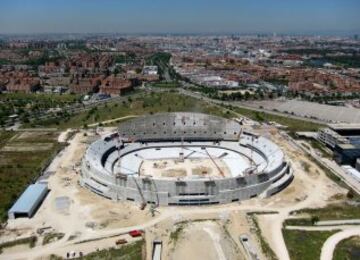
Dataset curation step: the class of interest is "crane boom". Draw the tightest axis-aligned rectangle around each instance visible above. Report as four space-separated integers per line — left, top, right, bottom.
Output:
204 148 225 178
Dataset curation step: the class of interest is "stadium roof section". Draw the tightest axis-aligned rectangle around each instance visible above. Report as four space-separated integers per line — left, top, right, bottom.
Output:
8 183 48 219
117 112 241 141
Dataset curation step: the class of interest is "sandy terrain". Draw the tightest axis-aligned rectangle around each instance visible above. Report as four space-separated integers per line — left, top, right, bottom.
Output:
169 221 241 260
0 130 157 259
255 130 347 260
140 158 230 178
0 127 351 260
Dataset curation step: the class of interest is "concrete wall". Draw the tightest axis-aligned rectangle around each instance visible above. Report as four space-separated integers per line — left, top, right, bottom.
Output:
80 156 292 205
80 112 293 206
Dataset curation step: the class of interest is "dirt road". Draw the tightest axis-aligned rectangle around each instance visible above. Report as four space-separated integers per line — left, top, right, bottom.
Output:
320 228 360 260
88 115 138 127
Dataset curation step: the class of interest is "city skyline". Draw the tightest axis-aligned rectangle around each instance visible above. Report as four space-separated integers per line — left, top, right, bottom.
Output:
0 0 359 35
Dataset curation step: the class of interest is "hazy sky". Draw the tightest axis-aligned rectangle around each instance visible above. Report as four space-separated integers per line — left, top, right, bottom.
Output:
0 0 359 34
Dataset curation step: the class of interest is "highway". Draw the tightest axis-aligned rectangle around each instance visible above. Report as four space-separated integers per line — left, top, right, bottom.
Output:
177 87 325 125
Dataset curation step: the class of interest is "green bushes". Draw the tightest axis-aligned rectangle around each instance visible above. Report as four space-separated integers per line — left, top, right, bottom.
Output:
0 131 63 222
283 229 338 260
0 236 37 253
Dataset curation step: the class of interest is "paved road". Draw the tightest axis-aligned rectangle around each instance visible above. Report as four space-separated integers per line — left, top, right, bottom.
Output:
316 219 360 226
285 225 355 231
177 88 325 125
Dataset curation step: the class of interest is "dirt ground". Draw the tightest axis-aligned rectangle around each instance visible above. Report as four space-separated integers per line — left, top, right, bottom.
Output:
1 130 154 259
169 221 241 260
1 143 54 152
0 127 349 260
253 129 347 260
14 131 58 141
140 158 230 178
144 211 257 260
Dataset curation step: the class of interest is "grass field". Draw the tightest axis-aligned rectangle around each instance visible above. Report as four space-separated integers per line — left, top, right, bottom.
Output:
21 90 325 133
230 106 324 132
0 131 15 147
333 235 360 260
283 229 339 260
0 130 63 222
150 81 180 88
0 93 82 125
29 92 237 129
285 203 360 226
309 139 332 158
49 240 144 260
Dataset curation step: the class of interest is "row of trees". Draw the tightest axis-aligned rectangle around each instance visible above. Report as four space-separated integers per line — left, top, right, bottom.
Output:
286 91 360 103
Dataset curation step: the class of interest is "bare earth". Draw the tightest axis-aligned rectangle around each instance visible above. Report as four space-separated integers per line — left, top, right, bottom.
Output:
170 221 241 260
140 158 230 178
0 127 350 260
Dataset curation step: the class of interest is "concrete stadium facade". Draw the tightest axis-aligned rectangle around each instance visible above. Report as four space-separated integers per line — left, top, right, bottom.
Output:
80 113 293 206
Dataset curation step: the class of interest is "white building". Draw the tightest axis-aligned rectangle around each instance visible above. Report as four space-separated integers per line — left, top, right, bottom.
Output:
143 66 158 75
342 165 360 183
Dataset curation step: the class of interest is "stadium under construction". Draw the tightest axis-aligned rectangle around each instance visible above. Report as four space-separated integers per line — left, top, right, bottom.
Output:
80 113 293 206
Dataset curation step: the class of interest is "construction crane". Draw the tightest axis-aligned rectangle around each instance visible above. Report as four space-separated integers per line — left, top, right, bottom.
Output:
114 169 146 210
150 177 160 207
116 136 124 172
146 177 160 216
132 176 147 210
237 127 243 142
204 148 225 178
114 132 146 209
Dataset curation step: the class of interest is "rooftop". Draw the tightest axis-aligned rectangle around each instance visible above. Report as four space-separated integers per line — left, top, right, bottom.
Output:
8 183 48 214
329 124 360 130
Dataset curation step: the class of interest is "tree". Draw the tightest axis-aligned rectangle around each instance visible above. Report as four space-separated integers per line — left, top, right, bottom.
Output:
346 190 355 199
311 216 319 225
113 67 120 76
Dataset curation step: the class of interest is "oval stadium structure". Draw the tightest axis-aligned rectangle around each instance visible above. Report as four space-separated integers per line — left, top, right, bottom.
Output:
80 112 293 206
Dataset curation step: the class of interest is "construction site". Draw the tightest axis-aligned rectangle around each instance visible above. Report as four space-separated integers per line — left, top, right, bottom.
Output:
0 112 357 260
81 113 293 207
